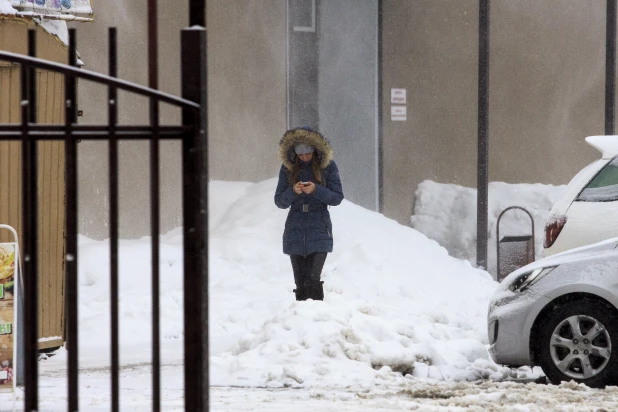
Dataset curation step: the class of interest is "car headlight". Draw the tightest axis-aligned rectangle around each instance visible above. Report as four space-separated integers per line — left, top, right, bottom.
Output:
508 266 557 292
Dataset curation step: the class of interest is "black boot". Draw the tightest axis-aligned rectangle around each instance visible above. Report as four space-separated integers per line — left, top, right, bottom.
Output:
306 281 324 301
293 287 308 301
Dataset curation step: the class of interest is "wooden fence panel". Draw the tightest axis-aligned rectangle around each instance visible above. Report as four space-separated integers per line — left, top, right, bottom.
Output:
0 66 66 350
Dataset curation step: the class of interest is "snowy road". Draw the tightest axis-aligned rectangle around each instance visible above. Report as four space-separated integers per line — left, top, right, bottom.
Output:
4 362 618 412
211 381 618 412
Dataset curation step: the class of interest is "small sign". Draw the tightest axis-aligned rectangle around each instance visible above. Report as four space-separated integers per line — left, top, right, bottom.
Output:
0 324 11 335
391 88 406 104
0 244 14 302
391 106 407 121
0 302 14 392
0 241 16 394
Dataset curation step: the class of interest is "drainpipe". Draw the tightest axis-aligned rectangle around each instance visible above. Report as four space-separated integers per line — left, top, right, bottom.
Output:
477 0 490 269
606 0 616 135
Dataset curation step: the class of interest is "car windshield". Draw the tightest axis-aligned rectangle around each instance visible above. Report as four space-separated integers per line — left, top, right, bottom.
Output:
576 157 618 202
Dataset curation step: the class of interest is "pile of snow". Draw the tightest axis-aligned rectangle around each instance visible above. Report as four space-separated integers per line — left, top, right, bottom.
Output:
209 179 521 387
47 179 521 390
411 180 566 278
0 0 16 14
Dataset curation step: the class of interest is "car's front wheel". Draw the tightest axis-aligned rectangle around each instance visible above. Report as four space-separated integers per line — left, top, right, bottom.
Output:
536 298 618 388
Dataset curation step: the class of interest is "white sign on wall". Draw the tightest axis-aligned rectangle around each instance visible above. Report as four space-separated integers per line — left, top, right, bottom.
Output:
391 106 407 121
391 88 406 104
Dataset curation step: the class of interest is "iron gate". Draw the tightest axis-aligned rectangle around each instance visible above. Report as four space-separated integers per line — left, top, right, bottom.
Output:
0 23 209 412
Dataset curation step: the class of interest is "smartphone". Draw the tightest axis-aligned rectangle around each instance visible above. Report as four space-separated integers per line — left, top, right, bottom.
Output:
300 181 310 186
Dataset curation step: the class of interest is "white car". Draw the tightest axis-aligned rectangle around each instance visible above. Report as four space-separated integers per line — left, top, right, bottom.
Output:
544 136 618 256
489 237 618 387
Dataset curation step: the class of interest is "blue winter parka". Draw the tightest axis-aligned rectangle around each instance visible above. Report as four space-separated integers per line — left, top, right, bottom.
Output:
274 128 344 256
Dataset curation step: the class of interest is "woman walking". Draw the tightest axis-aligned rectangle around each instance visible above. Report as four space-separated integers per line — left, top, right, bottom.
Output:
274 127 344 301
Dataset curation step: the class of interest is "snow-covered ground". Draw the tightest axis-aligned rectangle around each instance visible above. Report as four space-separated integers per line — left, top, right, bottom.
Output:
3 363 616 411
208 179 515 387
209 381 618 411
412 180 566 277
2 178 616 411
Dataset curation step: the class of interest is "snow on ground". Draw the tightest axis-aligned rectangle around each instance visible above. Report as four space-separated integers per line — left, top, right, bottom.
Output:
209 381 618 411
208 178 511 387
4 370 618 411
412 180 566 277
0 178 567 409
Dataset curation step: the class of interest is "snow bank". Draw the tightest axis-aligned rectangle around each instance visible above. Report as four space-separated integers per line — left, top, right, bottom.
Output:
208 179 514 387
411 180 566 278
70 179 518 389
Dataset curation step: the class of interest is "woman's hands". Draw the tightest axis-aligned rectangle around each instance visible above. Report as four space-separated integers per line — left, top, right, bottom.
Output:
302 181 316 194
294 181 316 195
293 182 303 195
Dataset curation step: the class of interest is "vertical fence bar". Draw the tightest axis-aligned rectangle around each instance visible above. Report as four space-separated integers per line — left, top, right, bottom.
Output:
65 28 79 412
148 1 161 410
377 0 383 213
28 32 37 125
181 27 208 412
23 28 38 412
108 27 120 412
607 0 616 135
189 0 206 27
150 100 161 412
477 0 490 269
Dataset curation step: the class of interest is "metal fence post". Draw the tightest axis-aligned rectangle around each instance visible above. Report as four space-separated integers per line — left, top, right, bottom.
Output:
65 28 79 412
181 27 209 412
607 0 616 135
189 0 206 27
23 28 38 412
477 0 490 269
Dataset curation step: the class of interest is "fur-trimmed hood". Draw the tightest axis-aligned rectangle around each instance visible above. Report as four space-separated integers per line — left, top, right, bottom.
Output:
278 128 334 171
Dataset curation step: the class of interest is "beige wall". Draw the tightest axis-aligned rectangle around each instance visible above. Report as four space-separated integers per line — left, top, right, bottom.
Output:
382 0 605 225
208 1 287 182
73 0 287 239
71 0 610 236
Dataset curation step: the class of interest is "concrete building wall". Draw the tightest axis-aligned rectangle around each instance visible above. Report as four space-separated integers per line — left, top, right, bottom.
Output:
382 0 606 225
208 0 287 182
74 0 287 239
318 0 379 211
72 0 612 238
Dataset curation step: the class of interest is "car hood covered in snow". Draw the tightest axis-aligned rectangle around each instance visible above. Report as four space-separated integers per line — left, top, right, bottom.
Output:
498 237 618 291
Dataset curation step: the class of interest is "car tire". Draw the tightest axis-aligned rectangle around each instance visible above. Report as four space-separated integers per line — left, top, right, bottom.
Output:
536 298 618 388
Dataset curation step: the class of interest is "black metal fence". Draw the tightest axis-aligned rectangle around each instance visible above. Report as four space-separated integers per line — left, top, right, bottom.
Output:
0 24 208 412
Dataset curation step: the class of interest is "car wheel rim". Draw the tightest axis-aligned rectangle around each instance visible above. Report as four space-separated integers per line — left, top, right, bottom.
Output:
549 314 612 380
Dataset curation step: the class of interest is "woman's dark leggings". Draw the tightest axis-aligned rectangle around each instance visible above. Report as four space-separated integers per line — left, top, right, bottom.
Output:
290 252 327 301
